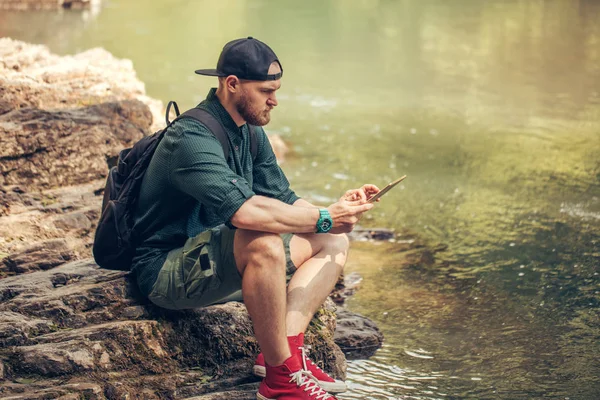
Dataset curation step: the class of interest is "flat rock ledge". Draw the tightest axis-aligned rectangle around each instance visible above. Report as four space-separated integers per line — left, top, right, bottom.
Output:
0 259 344 399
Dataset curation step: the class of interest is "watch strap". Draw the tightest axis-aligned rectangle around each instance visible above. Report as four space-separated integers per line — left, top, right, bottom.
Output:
316 208 333 233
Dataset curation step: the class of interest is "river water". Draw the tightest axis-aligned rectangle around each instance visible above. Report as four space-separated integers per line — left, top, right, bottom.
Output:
2 1 599 398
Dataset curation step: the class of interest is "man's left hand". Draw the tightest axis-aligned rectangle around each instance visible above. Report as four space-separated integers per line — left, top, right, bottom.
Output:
343 184 381 203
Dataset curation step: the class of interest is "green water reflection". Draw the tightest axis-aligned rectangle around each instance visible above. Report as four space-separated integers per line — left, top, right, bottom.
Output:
2 0 599 398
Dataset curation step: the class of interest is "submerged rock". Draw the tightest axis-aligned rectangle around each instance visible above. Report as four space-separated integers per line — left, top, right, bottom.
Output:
330 271 363 305
334 309 384 360
349 227 396 242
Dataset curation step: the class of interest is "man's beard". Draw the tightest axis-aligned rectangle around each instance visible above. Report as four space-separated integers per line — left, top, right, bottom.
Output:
236 91 271 126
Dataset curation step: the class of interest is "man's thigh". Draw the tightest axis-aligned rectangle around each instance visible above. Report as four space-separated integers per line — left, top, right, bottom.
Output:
289 232 349 268
232 229 297 277
148 225 297 309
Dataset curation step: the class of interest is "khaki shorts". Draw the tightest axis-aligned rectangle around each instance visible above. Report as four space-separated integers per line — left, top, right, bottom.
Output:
147 225 296 310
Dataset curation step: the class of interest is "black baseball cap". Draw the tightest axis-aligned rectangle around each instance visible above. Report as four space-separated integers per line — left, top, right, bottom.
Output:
195 37 283 81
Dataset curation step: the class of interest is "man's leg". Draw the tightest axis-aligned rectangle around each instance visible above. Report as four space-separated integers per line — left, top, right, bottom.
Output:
286 233 350 335
233 229 290 366
244 231 349 397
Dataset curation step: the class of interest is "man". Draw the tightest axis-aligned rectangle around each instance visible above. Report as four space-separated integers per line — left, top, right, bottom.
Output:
131 37 379 400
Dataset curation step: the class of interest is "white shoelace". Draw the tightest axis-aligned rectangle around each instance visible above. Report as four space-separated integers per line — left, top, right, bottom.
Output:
299 345 324 372
288 370 334 400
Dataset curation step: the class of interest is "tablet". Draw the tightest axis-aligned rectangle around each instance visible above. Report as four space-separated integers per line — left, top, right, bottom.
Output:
368 175 407 203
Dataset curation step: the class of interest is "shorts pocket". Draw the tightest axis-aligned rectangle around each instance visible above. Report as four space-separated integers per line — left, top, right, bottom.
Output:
181 230 220 298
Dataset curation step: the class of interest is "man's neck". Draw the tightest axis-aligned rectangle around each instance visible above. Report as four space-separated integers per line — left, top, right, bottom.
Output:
215 88 246 127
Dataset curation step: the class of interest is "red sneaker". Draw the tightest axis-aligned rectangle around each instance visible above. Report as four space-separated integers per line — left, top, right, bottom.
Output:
253 333 347 394
257 355 338 400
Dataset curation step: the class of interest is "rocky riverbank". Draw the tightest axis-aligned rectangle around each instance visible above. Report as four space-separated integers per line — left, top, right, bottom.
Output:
0 39 383 399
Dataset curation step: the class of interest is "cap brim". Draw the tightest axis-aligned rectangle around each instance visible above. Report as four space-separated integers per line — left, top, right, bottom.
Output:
194 69 225 76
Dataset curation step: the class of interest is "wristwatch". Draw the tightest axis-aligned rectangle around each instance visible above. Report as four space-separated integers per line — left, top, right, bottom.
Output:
316 209 333 233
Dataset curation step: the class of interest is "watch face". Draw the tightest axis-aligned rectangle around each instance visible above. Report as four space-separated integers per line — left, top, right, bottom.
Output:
321 220 332 231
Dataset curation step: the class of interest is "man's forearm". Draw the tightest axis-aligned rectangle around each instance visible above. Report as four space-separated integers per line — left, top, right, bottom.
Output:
231 195 320 233
293 198 319 208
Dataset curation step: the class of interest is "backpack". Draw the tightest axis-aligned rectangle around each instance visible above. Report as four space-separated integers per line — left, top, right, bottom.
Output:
93 101 258 271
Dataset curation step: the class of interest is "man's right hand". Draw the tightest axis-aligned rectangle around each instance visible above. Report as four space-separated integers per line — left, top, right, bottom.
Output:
327 196 374 234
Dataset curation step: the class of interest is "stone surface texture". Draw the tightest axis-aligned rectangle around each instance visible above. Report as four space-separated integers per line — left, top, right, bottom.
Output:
334 309 384 360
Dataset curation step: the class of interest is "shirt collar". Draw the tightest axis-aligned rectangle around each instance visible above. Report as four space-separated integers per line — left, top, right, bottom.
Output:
205 88 244 135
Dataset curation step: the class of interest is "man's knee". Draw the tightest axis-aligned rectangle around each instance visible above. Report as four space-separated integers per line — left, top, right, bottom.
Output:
324 233 350 257
247 232 286 264
290 232 350 268
235 229 286 274
311 233 350 268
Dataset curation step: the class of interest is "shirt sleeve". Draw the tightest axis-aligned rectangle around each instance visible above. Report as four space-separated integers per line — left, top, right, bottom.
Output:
169 126 255 223
252 127 300 205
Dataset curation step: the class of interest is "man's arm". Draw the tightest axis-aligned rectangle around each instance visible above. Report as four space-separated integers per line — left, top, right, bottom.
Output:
293 185 381 210
231 195 319 233
231 195 373 234
293 198 318 208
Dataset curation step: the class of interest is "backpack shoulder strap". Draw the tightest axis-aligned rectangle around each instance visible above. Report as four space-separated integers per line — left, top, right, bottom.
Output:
248 124 259 162
165 101 180 126
178 108 231 160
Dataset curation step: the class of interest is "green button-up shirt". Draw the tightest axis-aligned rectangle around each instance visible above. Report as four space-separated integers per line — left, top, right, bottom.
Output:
131 88 299 296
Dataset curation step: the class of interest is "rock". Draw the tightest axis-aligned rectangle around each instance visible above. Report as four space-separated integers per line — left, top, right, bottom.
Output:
349 227 395 242
331 271 363 305
324 272 385 361
0 37 159 191
0 100 151 190
176 376 259 399
0 259 345 397
0 180 104 261
51 211 92 232
0 379 105 400
0 38 163 130
265 133 289 163
184 390 257 400
304 298 346 380
1 239 74 275
11 320 172 376
334 309 384 360
0 311 56 346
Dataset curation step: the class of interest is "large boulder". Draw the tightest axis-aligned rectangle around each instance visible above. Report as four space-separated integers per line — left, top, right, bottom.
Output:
0 99 151 189
0 38 162 126
0 37 163 193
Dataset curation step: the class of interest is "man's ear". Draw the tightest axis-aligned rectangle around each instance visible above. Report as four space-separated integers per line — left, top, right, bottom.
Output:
225 75 239 93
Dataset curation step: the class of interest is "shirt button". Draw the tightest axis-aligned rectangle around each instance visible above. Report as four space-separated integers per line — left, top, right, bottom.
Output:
235 146 239 150
232 179 237 183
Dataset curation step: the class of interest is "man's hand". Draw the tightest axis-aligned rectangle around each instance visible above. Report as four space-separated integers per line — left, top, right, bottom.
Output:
343 184 381 203
327 199 373 234
326 184 380 234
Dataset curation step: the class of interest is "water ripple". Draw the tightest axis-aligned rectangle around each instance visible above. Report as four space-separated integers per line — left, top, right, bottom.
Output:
342 359 448 399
